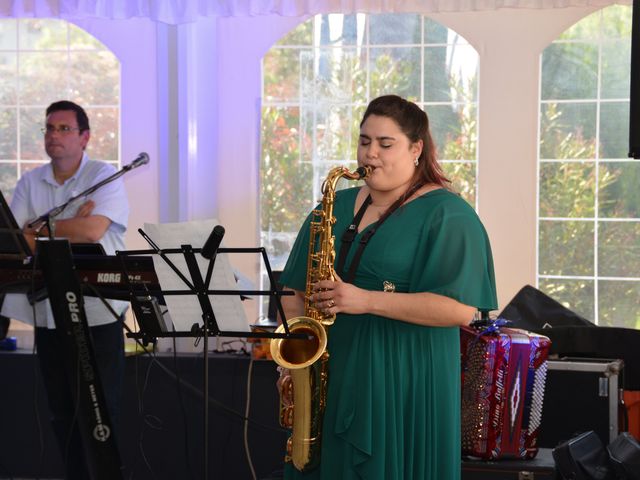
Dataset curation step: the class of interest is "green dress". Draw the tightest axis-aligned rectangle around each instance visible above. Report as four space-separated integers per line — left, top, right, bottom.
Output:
279 187 498 480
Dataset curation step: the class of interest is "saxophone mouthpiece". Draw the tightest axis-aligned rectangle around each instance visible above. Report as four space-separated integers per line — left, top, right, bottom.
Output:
356 165 372 179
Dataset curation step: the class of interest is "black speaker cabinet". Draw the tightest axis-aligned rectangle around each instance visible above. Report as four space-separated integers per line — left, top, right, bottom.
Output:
552 430 615 480
607 432 640 480
539 358 623 449
462 448 558 479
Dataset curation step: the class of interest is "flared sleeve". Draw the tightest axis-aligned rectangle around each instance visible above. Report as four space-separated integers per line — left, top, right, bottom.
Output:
409 192 498 311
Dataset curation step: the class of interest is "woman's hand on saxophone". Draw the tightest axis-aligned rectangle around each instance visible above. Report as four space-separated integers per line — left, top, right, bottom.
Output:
310 272 371 315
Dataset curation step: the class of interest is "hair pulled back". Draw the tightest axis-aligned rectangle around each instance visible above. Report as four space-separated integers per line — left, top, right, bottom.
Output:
361 95 449 189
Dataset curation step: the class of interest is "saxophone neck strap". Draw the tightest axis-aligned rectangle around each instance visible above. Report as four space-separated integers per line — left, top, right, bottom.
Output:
336 194 390 283
336 181 425 283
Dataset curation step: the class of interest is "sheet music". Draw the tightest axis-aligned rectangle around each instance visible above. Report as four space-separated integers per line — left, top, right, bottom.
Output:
143 220 249 333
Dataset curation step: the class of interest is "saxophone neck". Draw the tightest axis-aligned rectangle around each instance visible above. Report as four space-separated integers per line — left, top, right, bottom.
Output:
321 166 370 196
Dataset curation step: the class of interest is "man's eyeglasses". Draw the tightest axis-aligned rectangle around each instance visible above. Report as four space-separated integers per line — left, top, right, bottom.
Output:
41 125 81 135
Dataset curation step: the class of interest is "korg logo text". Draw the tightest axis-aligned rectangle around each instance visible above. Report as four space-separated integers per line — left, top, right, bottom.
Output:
97 272 121 283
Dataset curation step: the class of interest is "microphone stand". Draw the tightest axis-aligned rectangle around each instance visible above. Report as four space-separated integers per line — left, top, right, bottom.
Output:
28 153 148 238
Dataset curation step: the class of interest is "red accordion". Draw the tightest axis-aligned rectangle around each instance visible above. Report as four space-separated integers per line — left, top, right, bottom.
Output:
460 320 551 459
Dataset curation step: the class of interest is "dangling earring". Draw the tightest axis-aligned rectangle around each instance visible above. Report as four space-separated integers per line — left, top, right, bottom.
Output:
414 157 419 167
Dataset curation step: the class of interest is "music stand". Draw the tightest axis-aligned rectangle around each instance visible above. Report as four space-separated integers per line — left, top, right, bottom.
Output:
0 190 32 259
120 227 303 480
0 191 40 299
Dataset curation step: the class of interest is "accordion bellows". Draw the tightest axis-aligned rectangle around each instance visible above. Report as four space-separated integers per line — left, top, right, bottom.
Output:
461 323 551 459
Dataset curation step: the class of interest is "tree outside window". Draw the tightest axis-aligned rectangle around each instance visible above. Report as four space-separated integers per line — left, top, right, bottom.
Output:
0 19 120 203
538 5 639 328
261 14 479 273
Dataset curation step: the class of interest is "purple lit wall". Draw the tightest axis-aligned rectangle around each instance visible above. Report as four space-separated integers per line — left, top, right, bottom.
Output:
71 17 160 250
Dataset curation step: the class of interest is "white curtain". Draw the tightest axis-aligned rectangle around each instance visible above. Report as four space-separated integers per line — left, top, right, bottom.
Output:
0 0 629 23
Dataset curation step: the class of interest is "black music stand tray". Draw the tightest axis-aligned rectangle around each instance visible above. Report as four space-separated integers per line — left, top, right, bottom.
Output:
119 228 303 480
0 190 32 259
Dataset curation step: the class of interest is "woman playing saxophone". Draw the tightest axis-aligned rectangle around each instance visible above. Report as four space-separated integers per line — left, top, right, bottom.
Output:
277 95 498 480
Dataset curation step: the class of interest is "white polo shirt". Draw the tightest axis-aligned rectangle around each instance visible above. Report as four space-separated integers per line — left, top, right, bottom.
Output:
2 153 130 328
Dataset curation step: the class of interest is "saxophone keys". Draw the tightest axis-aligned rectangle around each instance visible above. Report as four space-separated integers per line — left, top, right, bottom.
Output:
281 405 295 428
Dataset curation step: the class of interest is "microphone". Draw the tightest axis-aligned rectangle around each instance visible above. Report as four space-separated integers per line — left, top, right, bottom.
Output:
201 225 225 260
126 152 150 170
28 152 150 231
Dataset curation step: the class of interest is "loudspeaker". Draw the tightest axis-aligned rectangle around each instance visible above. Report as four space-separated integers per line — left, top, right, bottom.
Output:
499 285 594 331
607 432 640 480
552 430 615 480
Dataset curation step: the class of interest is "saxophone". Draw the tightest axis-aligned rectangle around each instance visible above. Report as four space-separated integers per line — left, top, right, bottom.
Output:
270 165 371 472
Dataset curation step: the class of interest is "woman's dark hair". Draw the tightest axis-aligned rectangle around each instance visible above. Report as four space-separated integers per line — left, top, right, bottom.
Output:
360 95 449 189
46 100 90 133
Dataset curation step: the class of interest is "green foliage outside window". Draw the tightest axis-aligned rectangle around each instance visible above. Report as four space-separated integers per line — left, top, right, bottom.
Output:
0 19 120 201
538 5 639 328
261 14 479 269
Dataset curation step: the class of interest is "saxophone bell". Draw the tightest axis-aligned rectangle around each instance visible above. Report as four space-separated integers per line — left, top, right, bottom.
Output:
271 317 327 369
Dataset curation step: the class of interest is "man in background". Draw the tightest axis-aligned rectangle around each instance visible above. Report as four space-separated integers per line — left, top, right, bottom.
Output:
1 100 129 479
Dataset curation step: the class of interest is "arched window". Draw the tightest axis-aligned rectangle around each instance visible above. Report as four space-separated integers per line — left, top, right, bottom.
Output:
0 18 120 201
260 13 479 270
538 5 638 327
